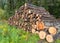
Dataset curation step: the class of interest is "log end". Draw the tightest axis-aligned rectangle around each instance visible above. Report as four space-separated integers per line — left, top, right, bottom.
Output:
46 34 54 42
39 31 46 39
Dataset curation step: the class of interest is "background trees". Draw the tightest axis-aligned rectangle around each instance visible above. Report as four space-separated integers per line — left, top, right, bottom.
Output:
0 0 60 20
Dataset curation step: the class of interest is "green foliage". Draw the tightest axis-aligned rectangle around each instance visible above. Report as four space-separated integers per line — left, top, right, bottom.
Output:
55 39 60 43
0 8 10 20
15 0 25 9
0 0 60 19
0 8 5 19
48 2 60 18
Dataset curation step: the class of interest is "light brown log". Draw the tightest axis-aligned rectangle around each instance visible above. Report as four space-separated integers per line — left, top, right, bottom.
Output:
15 21 18 25
28 10 32 14
48 27 57 35
36 14 39 17
36 17 40 20
21 14 24 19
32 25 37 29
39 31 46 39
39 15 42 18
25 3 27 7
30 18 33 22
13 20 16 24
32 29 36 33
46 34 54 42
36 21 45 30
28 15 31 18
30 14 33 18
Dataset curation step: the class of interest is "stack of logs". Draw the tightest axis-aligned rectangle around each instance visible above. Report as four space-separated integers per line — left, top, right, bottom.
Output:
8 3 58 43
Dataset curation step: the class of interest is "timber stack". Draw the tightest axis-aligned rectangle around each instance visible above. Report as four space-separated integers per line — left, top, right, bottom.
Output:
8 3 58 43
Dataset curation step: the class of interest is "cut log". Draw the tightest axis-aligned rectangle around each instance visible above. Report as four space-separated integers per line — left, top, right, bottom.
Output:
21 14 24 19
36 14 39 17
36 17 40 20
36 21 45 30
32 25 37 29
39 31 46 39
28 10 32 14
25 3 27 7
32 29 36 33
48 27 57 35
46 34 54 42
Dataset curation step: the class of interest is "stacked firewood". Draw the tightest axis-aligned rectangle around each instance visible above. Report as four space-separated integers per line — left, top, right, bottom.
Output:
8 3 58 43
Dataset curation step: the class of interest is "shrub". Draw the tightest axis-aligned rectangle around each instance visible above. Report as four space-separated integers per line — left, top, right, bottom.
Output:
0 8 12 20
0 8 5 20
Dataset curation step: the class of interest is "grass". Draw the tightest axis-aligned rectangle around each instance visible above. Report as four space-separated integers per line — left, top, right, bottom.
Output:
0 21 40 43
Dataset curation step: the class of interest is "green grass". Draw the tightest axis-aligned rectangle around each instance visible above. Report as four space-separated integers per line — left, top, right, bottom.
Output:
55 39 60 43
0 21 40 43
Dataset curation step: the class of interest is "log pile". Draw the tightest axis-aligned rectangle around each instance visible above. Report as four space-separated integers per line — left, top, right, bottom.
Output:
8 3 58 43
